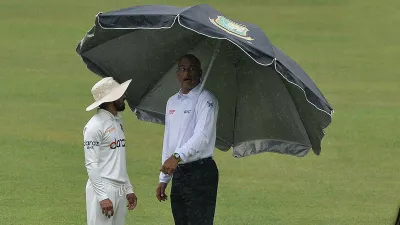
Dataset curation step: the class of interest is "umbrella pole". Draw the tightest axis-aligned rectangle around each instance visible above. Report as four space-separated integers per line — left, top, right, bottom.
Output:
200 40 221 91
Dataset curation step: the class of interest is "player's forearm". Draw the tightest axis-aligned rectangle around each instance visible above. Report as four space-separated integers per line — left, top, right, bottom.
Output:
86 163 108 201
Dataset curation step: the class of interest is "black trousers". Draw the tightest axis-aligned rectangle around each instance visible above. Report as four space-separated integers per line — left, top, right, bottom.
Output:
170 157 219 225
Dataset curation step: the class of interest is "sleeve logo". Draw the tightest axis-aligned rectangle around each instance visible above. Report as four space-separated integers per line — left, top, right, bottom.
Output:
84 141 100 150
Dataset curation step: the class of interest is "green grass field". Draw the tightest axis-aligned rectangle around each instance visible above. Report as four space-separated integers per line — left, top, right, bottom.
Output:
1 0 399 224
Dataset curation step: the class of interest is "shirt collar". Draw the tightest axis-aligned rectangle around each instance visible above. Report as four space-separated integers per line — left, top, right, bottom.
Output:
177 84 202 100
97 108 122 120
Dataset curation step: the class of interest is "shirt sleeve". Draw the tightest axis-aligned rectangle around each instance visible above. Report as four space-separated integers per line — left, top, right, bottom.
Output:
174 93 219 163
124 175 134 194
83 125 108 202
160 99 172 184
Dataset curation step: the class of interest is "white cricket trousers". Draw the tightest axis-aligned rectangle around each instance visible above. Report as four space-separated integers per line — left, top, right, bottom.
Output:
86 179 128 225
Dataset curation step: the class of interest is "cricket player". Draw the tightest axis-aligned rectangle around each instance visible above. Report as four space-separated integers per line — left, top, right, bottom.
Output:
83 77 137 225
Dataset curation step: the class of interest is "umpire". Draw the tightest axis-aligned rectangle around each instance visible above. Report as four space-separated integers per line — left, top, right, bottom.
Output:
156 54 220 225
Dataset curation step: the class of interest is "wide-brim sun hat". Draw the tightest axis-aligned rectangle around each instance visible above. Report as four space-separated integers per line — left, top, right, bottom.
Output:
86 77 132 111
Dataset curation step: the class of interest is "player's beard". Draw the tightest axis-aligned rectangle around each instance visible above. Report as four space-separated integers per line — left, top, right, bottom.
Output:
114 101 126 112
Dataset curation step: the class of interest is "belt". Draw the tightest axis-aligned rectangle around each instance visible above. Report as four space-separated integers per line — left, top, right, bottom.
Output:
177 157 213 170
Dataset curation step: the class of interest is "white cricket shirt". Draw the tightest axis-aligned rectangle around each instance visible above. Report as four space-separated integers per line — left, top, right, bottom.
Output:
83 109 134 202
159 85 219 183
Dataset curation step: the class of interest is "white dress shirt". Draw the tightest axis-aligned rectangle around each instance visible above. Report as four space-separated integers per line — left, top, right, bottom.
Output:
83 109 134 201
159 85 219 183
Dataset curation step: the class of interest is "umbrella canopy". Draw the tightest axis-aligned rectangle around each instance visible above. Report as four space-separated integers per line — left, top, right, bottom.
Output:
76 4 334 158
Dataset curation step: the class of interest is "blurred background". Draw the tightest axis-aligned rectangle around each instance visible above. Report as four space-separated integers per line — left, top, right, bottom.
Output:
0 0 399 224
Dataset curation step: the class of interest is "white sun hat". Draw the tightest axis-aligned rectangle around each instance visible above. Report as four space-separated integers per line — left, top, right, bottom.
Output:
86 77 132 111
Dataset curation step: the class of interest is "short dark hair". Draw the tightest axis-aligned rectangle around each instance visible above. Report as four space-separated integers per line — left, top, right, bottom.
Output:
179 54 201 68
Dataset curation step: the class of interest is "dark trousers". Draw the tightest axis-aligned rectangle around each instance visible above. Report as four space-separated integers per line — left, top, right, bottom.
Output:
171 157 219 225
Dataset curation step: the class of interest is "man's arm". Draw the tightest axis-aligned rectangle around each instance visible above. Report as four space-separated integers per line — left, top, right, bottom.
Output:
124 175 134 194
84 126 108 202
156 100 172 202
174 93 219 163
159 99 172 183
159 131 172 183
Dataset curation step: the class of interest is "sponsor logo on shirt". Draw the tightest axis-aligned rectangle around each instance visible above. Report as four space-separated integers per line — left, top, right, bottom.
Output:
169 109 175 115
110 139 126 149
105 127 116 133
84 141 100 150
184 110 191 114
207 101 213 108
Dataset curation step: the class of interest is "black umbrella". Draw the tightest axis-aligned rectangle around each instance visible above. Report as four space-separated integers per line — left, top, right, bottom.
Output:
76 4 334 158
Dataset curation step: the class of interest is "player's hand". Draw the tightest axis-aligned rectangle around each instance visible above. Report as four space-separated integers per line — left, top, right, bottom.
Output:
160 156 179 175
99 199 114 218
126 193 137 210
156 182 168 202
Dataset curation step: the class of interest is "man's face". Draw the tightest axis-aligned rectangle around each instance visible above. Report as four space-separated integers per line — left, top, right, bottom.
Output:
176 57 202 92
113 95 126 112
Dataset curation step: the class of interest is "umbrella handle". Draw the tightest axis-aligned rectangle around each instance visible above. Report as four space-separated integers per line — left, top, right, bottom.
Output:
200 40 221 91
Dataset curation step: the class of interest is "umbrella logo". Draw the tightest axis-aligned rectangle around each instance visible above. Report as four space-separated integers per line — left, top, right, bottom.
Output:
209 16 254 41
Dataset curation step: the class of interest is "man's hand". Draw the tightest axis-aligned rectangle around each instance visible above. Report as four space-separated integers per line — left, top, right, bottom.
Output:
99 199 114 218
156 182 168 202
126 193 137 210
160 156 179 175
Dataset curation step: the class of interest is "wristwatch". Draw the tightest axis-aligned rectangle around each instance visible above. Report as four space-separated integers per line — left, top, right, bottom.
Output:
172 153 182 162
